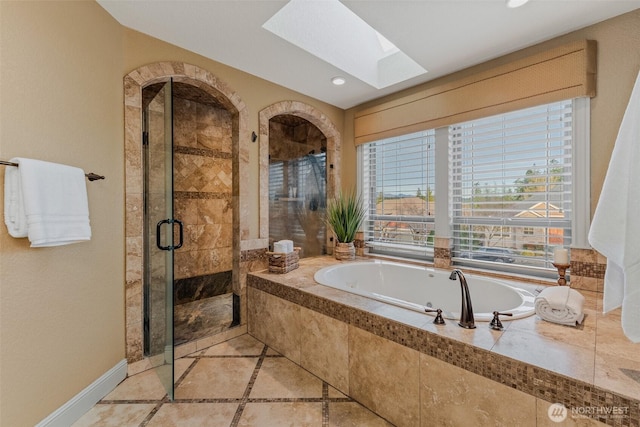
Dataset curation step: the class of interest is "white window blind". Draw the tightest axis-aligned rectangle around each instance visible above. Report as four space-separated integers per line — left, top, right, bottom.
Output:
449 100 573 271
360 130 435 258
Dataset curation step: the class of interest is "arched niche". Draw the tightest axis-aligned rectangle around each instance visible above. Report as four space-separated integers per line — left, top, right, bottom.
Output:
123 62 248 364
259 101 341 253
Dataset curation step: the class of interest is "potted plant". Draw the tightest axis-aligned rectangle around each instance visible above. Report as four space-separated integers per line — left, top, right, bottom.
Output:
326 190 365 260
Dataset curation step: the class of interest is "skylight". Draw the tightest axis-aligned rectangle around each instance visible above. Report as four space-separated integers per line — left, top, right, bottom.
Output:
263 0 427 89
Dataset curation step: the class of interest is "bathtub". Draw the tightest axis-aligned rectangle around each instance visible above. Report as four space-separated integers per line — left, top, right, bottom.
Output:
313 260 535 321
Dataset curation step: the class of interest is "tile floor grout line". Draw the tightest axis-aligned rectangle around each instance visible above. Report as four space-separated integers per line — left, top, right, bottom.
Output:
136 356 199 426
175 357 200 389
99 399 164 405
172 398 244 404
229 343 269 427
244 397 338 403
322 382 329 427
198 353 283 359
328 397 354 402
138 397 168 427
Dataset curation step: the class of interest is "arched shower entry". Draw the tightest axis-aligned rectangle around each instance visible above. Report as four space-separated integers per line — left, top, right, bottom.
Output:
124 63 247 398
259 102 341 258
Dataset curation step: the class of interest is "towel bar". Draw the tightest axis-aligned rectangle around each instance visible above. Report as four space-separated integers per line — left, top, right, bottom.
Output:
0 160 105 181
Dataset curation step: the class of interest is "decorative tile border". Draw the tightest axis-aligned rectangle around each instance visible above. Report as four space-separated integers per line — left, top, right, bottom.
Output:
240 248 268 263
174 191 230 200
247 273 640 426
174 145 232 159
433 237 452 268
433 247 451 268
570 248 607 293
572 260 607 279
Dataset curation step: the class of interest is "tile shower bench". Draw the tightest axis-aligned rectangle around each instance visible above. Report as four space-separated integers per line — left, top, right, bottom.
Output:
247 256 639 427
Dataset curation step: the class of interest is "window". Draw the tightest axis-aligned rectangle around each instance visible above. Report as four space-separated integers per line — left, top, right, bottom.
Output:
358 98 588 276
449 100 573 271
359 130 435 258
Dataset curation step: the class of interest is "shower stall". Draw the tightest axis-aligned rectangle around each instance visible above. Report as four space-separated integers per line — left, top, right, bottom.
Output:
142 79 238 398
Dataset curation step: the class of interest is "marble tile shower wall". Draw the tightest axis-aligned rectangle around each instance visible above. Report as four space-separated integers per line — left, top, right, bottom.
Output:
172 97 233 280
269 121 326 161
124 62 252 368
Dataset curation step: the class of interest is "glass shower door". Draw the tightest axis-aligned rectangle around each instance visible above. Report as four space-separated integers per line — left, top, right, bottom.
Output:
143 79 178 400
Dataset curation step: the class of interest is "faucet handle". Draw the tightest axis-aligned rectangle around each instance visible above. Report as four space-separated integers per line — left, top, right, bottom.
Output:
425 308 446 325
490 311 513 331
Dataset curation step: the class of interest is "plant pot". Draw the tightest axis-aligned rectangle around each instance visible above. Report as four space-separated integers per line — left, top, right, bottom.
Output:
334 241 356 261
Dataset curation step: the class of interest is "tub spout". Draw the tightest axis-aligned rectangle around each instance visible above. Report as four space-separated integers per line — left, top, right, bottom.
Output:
449 269 476 329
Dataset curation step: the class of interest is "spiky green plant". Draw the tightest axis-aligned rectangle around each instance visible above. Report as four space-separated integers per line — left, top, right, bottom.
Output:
326 190 365 243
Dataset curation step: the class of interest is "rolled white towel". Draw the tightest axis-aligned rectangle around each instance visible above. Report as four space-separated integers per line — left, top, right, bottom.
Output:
534 286 585 326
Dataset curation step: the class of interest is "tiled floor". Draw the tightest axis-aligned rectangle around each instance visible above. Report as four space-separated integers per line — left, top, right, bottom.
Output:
73 334 394 427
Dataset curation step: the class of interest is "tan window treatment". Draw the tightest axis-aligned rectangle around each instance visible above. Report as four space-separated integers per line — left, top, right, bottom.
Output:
354 40 596 145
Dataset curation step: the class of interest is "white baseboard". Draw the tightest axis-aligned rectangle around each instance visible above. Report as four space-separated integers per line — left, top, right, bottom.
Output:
36 359 127 427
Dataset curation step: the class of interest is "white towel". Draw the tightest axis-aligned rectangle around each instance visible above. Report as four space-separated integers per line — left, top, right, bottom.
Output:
588 69 640 342
534 286 585 326
4 158 91 247
4 164 27 237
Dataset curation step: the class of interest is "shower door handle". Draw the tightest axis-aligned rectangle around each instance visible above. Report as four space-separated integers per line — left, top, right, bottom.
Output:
173 219 184 250
156 219 184 251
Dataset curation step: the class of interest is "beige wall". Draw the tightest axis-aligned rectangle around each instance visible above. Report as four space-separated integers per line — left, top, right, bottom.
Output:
0 1 125 426
122 28 345 239
0 1 344 425
345 8 640 214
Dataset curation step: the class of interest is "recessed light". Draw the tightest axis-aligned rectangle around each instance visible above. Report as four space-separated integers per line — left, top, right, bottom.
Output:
332 77 346 86
506 0 530 8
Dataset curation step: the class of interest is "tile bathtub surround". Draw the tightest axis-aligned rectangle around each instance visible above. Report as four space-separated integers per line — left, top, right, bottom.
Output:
420 352 537 426
433 247 452 269
73 334 393 427
349 326 421 427
433 236 452 269
570 247 607 293
248 256 640 426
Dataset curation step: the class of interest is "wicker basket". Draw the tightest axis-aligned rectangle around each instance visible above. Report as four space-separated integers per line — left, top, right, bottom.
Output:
267 247 301 274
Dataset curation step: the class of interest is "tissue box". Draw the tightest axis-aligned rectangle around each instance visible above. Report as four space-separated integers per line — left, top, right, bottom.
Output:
273 239 294 254
267 247 300 273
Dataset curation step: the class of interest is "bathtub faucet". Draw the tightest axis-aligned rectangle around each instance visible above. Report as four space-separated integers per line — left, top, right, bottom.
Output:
449 269 476 329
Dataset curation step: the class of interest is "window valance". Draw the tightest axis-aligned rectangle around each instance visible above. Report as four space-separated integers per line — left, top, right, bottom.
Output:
354 40 596 145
